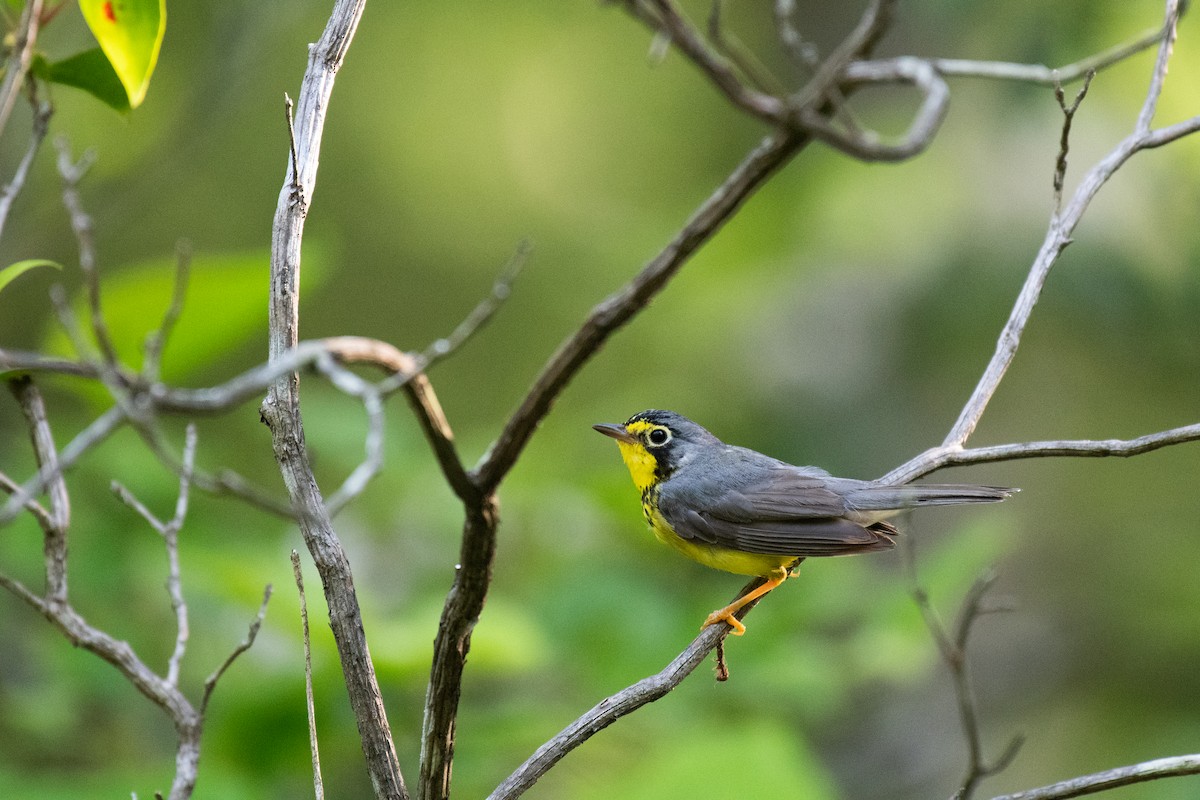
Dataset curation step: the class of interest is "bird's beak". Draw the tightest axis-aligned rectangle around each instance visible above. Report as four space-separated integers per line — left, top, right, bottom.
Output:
593 423 637 444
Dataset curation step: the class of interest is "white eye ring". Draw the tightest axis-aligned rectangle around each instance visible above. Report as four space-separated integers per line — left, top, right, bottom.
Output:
647 428 671 447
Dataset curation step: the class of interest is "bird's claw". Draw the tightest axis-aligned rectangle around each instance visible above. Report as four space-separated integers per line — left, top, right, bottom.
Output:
702 608 746 636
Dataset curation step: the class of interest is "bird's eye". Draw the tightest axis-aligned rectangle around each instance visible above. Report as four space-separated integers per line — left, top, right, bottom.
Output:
647 428 671 446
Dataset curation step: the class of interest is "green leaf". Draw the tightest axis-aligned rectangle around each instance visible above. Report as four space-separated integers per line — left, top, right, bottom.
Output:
33 50 131 112
0 259 62 296
41 247 330 395
77 0 166 109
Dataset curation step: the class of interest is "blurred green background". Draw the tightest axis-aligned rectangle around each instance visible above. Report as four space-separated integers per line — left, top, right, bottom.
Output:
1 1 1199 798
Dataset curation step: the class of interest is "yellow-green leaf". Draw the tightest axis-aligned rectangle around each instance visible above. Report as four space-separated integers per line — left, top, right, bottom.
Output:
34 50 131 112
0 259 62 297
78 0 166 109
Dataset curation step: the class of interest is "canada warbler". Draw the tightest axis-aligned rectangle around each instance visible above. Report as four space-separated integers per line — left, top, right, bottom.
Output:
594 409 1015 635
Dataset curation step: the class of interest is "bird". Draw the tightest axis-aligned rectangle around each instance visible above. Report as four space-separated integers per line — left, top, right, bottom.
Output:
594 409 1015 635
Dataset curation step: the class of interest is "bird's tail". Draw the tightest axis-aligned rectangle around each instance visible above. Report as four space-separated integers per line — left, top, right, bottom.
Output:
843 483 1016 513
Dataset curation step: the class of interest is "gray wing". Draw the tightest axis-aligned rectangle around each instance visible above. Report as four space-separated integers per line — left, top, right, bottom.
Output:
657 458 896 558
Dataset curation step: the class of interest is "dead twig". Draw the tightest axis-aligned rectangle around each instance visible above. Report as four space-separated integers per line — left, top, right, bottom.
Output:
906 552 1023 800
985 754 1200 800
292 551 325 800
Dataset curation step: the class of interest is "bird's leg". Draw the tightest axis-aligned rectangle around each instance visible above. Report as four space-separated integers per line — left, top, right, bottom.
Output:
702 567 789 636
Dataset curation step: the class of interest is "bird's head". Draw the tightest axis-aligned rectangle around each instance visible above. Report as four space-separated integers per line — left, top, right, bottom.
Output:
593 409 718 492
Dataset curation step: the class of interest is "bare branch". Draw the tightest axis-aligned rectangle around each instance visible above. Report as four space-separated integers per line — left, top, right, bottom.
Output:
0 348 100 378
705 0 784 95
0 96 52 240
623 0 783 121
54 137 124 370
435 128 805 800
322 336 472 503
261 0 408 797
773 0 819 68
932 18 1173 85
0 0 43 136
1052 71 1095 216
378 241 529 395
806 55 950 161
906 555 1022 800
313 355 386 516
200 583 272 715
1136 0 1182 133
142 241 192 383
7 377 70 602
0 403 126 527
109 425 198 688
284 93 302 194
0 468 54 530
941 0 1196 449
987 754 1200 800
476 129 804 492
789 0 895 112
882 423 1200 486
292 551 325 800
165 425 198 686
488 578 764 800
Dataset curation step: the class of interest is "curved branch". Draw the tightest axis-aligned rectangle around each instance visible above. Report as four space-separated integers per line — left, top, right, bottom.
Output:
944 0 1191 448
474 129 805 492
488 578 764 800
881 423 1200 486
932 17 1175 85
803 55 950 162
623 0 783 121
987 754 1200 800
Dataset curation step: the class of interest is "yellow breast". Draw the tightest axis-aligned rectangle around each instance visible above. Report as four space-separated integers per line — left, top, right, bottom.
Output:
645 496 795 577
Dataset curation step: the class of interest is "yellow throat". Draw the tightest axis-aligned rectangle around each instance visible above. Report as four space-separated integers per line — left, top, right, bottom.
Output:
614 420 661 493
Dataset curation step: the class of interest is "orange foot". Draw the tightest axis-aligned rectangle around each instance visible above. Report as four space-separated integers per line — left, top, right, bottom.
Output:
703 607 747 635
700 566 790 636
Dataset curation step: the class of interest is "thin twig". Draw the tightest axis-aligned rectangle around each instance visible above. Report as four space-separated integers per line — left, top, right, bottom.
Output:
624 0 784 121
806 55 950 161
142 241 192 383
0 404 126 527
789 0 894 112
0 0 43 136
882 422 1200 486
110 427 197 688
166 425 198 686
905 553 1022 800
987 754 1200 800
314 355 386 516
377 240 530 395
200 584 272 714
932 18 1173 85
284 93 302 199
940 0 1193 449
54 137 123 370
705 0 784 94
1052 71 1095 216
773 0 819 68
8 378 70 600
487 577 764 800
0 468 54 531
292 551 325 800
0 96 52 240
1136 0 1181 134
